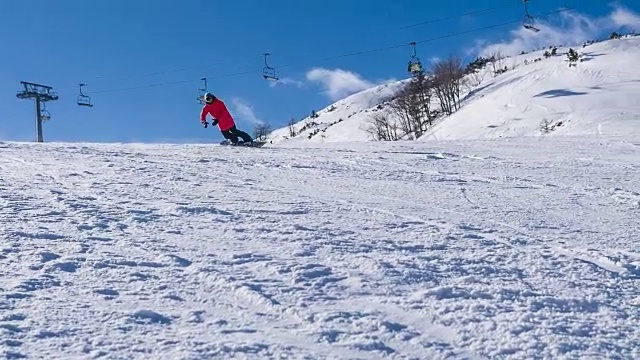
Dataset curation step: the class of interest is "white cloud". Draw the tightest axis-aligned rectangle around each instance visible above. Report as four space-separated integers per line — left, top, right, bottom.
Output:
610 7 640 28
306 68 383 100
475 6 640 57
231 98 263 125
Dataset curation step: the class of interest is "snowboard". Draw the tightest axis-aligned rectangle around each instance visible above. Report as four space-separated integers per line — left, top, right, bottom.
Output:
219 140 267 148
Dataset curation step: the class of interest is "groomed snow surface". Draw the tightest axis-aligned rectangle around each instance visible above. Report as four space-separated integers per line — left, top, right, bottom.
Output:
1 136 638 359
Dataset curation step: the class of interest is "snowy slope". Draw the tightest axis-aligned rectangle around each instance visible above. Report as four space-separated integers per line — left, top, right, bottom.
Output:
268 80 409 143
271 35 640 143
1 136 639 359
422 35 640 140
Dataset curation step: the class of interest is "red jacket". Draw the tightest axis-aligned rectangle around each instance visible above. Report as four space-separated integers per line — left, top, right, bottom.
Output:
200 98 235 131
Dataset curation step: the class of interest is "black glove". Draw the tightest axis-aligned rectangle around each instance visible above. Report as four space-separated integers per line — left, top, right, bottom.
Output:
202 120 208 128
211 118 219 126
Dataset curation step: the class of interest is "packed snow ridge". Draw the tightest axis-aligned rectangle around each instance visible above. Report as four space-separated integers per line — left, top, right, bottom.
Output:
269 35 640 143
1 135 638 359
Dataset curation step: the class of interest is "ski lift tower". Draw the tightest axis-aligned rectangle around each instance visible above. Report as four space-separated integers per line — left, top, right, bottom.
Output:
16 81 59 142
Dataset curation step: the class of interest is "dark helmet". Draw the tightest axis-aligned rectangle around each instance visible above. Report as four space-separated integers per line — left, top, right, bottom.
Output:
204 92 215 104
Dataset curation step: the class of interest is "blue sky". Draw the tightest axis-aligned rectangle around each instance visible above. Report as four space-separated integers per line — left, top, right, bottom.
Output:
1 0 639 143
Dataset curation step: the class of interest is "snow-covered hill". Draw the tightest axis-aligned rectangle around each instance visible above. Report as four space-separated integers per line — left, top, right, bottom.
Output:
268 79 409 143
270 35 640 143
423 35 640 140
1 136 639 359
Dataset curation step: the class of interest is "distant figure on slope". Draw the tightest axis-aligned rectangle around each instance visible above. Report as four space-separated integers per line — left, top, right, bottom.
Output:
200 92 253 144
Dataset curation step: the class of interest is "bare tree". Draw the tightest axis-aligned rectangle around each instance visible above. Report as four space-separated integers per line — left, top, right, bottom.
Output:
431 55 465 115
254 122 273 141
464 70 486 92
387 72 434 139
389 89 416 139
364 112 400 141
488 50 505 77
288 117 297 137
411 71 435 129
365 68 442 141
509 57 518 71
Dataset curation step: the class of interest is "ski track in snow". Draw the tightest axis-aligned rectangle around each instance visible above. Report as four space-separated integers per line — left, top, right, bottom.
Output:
0 137 638 359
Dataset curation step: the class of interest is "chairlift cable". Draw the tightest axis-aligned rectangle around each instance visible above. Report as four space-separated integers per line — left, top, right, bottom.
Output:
72 1 528 86
276 6 573 70
84 6 574 95
77 58 256 83
89 69 257 94
79 4 523 84
399 0 524 30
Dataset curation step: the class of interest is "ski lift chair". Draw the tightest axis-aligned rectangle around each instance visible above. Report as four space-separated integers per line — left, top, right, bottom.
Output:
262 53 279 81
77 84 94 107
408 60 423 75
407 41 423 75
40 109 51 121
197 77 208 104
263 67 278 81
77 94 93 107
523 14 540 32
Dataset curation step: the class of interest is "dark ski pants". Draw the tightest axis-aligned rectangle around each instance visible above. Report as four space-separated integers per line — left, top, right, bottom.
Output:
221 125 252 143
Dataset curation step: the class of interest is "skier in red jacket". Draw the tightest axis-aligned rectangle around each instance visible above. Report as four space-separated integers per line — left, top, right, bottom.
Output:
200 92 253 144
